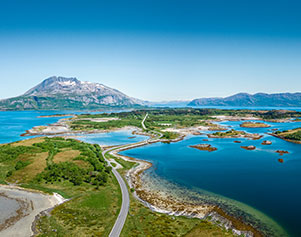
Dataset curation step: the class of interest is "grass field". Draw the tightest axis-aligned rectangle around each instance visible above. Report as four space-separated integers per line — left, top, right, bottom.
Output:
0 137 122 236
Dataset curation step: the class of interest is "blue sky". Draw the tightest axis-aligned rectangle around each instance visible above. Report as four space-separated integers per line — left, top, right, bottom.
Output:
0 0 300 101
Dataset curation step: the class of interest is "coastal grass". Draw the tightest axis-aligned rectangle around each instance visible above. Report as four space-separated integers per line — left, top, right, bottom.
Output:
122 193 235 237
105 153 235 237
6 152 48 183
0 137 123 236
36 175 122 237
275 127 301 141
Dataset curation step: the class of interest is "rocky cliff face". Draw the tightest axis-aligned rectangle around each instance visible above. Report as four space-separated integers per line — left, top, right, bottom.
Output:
0 76 144 110
188 92 301 107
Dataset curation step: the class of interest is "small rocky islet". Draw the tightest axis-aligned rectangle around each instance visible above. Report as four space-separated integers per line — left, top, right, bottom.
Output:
240 122 271 128
241 145 256 150
190 144 217 152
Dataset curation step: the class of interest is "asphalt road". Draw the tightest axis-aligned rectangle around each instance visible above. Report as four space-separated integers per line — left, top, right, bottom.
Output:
103 114 161 236
102 148 130 237
141 113 148 130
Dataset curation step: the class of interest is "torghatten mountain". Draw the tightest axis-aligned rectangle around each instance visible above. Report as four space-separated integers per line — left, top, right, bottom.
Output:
188 92 301 107
0 76 145 110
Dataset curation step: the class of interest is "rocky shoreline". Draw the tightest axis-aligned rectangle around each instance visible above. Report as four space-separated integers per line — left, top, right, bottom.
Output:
109 142 261 236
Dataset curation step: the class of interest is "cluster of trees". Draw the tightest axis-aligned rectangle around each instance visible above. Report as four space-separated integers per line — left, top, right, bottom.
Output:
283 131 301 141
33 137 111 187
0 145 39 163
161 132 179 140
212 129 245 137
70 118 141 131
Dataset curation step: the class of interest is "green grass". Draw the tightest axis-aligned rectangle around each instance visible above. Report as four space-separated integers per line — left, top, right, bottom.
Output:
104 152 236 237
0 137 123 236
36 171 122 236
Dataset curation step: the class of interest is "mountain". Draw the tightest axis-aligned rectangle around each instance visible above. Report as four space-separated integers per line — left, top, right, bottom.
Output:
147 100 190 107
0 76 145 110
188 92 301 107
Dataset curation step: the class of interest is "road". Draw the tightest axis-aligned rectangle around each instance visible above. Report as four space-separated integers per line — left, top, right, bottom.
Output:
104 113 161 236
141 113 148 130
102 147 130 237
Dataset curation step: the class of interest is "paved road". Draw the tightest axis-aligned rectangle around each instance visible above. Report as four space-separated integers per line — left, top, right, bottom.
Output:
102 148 130 237
103 114 162 236
141 113 148 130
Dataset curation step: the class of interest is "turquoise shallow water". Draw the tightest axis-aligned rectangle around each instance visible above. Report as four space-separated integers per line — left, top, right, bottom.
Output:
121 121 301 236
78 130 149 146
0 110 76 144
1 110 301 236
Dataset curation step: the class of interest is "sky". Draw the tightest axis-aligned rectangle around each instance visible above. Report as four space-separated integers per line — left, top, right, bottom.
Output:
0 0 300 101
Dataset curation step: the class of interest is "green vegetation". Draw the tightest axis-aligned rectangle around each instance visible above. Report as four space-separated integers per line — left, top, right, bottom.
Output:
70 114 143 131
275 128 301 141
212 129 245 137
0 137 121 236
69 109 301 142
0 95 143 111
122 198 235 237
285 131 301 140
107 153 235 237
0 143 41 183
161 131 180 140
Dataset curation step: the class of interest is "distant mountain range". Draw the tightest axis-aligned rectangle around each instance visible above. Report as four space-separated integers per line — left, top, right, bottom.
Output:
0 76 145 110
0 77 300 110
188 92 301 107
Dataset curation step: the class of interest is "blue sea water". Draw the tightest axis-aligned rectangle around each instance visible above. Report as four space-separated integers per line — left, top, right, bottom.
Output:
0 110 75 144
78 130 149 146
121 121 301 236
1 109 301 236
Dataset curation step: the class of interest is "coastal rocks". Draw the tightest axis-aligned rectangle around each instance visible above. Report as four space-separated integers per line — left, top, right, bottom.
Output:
128 136 136 139
278 158 284 163
261 140 272 145
244 133 263 140
190 144 217 152
192 131 202 135
208 129 262 140
240 122 270 128
208 212 254 237
241 145 256 150
21 124 70 136
276 150 289 155
234 140 241 143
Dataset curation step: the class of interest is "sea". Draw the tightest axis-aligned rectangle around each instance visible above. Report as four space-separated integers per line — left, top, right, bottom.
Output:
1 108 301 236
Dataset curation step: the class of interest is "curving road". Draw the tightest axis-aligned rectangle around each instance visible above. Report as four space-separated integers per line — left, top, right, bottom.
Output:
102 147 130 237
141 113 148 130
103 113 160 236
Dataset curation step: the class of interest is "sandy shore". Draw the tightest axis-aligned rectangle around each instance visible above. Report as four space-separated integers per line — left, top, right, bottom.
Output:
0 185 65 237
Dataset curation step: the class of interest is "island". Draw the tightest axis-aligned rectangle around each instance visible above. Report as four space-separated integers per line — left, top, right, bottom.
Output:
241 145 256 150
14 107 301 237
208 129 262 140
276 150 290 155
190 144 217 152
0 137 242 237
262 140 272 145
272 128 301 144
240 122 270 128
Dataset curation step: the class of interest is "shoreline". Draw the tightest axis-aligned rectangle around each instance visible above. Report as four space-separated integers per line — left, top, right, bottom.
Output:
0 185 66 236
109 142 261 237
15 115 296 236
269 133 301 144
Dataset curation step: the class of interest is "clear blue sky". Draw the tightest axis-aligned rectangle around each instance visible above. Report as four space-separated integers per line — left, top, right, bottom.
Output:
0 0 300 101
